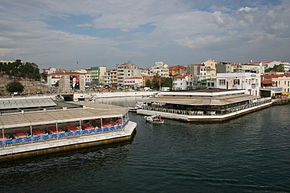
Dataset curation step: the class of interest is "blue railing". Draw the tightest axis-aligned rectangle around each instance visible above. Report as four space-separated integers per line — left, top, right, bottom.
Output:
0 120 130 146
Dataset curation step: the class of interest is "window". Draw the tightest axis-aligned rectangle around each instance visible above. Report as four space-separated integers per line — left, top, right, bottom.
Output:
233 79 240 85
219 79 225 85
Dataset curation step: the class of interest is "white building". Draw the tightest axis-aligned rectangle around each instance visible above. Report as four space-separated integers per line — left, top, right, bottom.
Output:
216 73 261 96
117 63 141 86
123 77 143 89
147 61 169 77
172 74 193 91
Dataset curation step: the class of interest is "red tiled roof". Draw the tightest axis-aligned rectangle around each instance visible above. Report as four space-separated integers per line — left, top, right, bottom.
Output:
261 80 275 84
175 74 189 79
261 74 290 79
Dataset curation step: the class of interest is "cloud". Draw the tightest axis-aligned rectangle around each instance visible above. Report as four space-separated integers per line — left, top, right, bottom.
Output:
0 0 289 68
239 7 258 12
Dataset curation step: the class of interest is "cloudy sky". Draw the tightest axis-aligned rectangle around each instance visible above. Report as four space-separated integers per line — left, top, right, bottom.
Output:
0 0 289 69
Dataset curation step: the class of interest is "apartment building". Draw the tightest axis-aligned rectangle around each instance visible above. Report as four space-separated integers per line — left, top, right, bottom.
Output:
216 73 261 96
117 63 141 86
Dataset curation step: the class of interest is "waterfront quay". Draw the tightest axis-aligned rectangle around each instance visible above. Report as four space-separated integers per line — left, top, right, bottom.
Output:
137 90 272 122
0 98 136 161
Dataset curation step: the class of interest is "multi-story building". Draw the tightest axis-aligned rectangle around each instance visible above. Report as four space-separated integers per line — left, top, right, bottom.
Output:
123 77 143 89
273 76 290 93
104 69 118 86
148 61 169 77
90 66 107 85
216 62 238 73
169 65 187 77
172 74 193 91
202 59 218 79
187 64 209 83
117 63 141 87
237 63 265 73
261 73 290 93
216 73 261 96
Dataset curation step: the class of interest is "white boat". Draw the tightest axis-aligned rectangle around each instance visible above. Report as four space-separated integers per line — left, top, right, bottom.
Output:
144 115 164 124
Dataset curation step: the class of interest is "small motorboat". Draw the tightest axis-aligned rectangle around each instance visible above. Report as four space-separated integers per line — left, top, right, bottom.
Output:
144 115 164 124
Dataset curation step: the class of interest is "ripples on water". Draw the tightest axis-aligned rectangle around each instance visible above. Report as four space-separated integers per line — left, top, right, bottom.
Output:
0 98 290 193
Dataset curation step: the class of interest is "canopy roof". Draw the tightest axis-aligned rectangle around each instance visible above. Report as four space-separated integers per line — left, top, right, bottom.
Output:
0 103 128 129
144 94 258 106
0 98 56 110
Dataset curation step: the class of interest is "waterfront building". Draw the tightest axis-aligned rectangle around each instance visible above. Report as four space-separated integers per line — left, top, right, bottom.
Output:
137 90 272 122
0 98 136 161
117 63 141 87
262 74 290 93
216 73 261 96
172 74 193 90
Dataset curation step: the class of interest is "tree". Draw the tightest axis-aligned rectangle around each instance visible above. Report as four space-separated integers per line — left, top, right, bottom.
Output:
145 79 152 88
161 77 172 88
6 81 24 94
152 74 161 90
265 64 285 72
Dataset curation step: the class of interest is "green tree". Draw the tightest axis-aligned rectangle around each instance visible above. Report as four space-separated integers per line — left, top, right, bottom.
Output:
161 77 172 89
6 81 24 94
265 64 285 72
152 74 161 90
145 79 152 87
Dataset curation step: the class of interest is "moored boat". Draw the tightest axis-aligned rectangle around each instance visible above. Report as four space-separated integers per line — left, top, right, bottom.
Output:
144 115 164 124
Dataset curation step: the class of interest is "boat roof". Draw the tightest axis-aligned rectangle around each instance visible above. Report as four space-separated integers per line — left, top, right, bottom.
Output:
0 103 128 129
144 94 259 106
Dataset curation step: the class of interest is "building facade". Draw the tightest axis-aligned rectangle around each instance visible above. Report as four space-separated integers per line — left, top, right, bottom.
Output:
117 63 141 86
172 74 193 91
123 77 143 89
169 65 187 77
47 72 86 92
216 73 261 96
104 69 118 86
90 66 107 85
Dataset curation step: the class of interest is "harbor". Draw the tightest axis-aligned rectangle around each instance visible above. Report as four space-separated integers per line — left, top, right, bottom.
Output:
1 103 290 193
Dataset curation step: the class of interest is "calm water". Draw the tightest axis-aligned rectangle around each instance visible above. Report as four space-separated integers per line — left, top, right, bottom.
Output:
1 99 290 193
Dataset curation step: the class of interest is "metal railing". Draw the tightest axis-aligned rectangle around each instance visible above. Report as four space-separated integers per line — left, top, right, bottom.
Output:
141 99 272 116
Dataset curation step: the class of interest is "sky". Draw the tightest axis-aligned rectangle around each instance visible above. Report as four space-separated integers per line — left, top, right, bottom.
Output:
0 0 289 69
